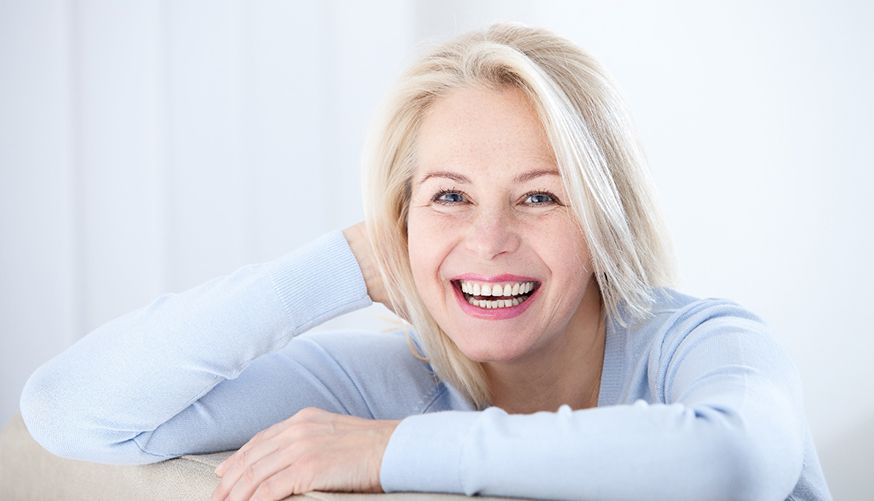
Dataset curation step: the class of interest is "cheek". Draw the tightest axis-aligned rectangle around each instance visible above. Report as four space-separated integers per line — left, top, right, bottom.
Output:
529 219 592 285
407 212 451 294
551 212 590 259
520 213 589 259
558 231 590 268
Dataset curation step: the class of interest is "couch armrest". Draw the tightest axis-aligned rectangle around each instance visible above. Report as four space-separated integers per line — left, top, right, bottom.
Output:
0 412 519 500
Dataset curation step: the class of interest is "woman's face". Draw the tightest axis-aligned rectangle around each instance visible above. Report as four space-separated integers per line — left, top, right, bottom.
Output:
407 85 597 364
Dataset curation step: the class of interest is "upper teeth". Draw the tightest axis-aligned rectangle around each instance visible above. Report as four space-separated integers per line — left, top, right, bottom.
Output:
459 280 536 297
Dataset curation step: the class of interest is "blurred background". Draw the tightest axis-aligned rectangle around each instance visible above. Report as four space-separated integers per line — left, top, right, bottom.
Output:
1 0 871 498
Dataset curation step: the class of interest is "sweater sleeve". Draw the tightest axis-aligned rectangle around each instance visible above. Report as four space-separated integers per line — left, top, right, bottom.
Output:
379 300 807 501
19 230 373 464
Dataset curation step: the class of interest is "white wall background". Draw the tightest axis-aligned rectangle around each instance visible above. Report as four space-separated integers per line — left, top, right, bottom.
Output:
1 1 871 499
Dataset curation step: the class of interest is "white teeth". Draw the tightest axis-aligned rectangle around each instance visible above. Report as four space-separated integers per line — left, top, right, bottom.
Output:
458 280 537 297
466 294 529 309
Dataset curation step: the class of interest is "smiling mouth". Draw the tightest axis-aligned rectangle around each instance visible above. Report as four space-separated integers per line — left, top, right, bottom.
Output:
451 280 540 308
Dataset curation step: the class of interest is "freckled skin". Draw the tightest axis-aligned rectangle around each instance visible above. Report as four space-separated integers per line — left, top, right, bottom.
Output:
407 86 604 408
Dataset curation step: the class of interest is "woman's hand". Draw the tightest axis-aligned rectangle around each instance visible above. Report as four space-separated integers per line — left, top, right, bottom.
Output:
210 407 401 501
343 221 392 311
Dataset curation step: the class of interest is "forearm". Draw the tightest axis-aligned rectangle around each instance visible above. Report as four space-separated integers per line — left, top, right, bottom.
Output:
382 398 801 501
19 230 372 462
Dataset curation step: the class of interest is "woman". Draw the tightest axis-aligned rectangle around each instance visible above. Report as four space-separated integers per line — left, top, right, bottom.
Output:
20 23 832 501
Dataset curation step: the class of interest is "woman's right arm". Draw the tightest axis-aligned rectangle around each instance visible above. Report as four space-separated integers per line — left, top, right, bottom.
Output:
18 227 387 465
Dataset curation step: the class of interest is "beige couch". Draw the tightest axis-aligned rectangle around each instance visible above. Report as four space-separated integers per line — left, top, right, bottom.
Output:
0 412 518 500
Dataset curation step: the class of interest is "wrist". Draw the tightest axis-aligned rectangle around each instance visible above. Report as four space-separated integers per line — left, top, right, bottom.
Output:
374 419 402 494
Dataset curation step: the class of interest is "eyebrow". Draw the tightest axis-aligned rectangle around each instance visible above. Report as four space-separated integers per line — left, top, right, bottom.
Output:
417 169 560 186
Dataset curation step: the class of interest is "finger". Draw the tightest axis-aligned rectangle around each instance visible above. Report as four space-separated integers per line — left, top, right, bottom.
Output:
216 430 265 476
212 442 280 501
217 424 284 476
218 411 321 475
226 447 299 501
250 462 311 501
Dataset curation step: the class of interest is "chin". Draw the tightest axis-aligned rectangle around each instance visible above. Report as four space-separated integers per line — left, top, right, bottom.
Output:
452 332 532 363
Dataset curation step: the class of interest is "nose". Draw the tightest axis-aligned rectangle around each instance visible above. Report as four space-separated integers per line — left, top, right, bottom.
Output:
464 205 521 260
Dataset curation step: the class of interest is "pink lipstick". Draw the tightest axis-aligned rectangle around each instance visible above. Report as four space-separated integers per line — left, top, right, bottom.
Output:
450 273 540 283
450 277 541 320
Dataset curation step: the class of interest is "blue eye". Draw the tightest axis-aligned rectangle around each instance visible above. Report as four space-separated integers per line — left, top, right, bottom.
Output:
524 192 557 205
430 188 561 207
432 189 466 205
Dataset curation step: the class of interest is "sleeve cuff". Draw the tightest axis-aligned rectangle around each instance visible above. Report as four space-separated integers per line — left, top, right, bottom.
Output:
268 230 372 333
380 409 481 494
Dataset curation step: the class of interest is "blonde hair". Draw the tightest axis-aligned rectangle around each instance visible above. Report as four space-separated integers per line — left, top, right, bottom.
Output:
361 22 676 410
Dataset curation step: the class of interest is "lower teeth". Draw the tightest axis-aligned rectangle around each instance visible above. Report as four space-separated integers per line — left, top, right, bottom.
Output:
465 294 530 309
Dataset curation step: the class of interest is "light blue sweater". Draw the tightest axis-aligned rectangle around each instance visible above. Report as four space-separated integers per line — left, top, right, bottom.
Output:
19 230 832 500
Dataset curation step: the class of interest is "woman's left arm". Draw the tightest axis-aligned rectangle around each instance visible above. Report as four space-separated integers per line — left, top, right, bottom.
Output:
380 300 807 500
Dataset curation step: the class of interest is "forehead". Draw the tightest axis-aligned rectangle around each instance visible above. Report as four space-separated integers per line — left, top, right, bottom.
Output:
413 85 557 184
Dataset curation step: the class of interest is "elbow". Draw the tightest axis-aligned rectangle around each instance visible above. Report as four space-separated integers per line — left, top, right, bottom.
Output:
19 367 164 465
19 365 72 459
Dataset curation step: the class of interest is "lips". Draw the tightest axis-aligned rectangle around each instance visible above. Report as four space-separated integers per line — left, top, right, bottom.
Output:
450 280 539 302
449 276 542 320
450 273 540 283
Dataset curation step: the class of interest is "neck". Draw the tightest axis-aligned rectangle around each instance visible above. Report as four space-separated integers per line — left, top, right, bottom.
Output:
484 279 606 414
